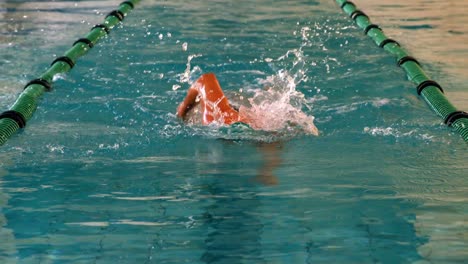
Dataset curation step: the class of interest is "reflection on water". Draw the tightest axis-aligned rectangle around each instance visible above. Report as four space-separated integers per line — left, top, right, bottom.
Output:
0 161 17 263
201 179 263 264
353 1 468 260
255 142 282 185
0 0 467 263
355 0 468 109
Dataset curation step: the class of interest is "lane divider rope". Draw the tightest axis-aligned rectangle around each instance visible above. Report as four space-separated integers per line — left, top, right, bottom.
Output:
335 0 468 142
0 0 140 146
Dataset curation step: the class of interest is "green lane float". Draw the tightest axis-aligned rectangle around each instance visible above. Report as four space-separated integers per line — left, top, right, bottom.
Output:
335 0 468 142
0 0 139 146
2 0 466 145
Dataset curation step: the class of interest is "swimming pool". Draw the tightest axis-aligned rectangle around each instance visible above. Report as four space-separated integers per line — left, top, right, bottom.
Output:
1 0 467 263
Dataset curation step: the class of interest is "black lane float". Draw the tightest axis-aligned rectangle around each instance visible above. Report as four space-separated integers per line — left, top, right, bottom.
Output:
335 0 468 142
0 0 139 146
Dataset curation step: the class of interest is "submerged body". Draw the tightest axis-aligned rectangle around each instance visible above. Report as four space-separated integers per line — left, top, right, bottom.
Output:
177 73 319 135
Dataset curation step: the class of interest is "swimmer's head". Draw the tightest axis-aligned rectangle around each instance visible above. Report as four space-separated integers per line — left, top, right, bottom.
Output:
183 102 203 124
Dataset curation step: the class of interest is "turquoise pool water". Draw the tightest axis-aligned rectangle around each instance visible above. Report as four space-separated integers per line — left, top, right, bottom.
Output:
1 0 467 263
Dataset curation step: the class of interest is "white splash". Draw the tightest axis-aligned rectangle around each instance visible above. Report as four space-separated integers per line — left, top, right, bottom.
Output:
179 54 203 84
239 26 319 135
240 69 318 135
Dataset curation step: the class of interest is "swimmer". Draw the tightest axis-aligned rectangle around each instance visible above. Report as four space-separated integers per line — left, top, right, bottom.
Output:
177 73 319 135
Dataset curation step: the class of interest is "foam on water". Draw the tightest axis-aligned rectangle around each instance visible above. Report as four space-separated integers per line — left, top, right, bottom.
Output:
363 126 436 142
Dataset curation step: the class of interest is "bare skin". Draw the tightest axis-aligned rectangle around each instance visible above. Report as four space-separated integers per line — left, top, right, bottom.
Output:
177 73 250 125
177 73 318 135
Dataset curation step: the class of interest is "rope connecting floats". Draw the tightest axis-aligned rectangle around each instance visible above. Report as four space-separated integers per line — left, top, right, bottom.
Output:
0 0 139 146
335 0 468 142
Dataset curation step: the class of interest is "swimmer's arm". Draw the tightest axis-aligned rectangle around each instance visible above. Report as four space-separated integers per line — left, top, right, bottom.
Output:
177 88 199 118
